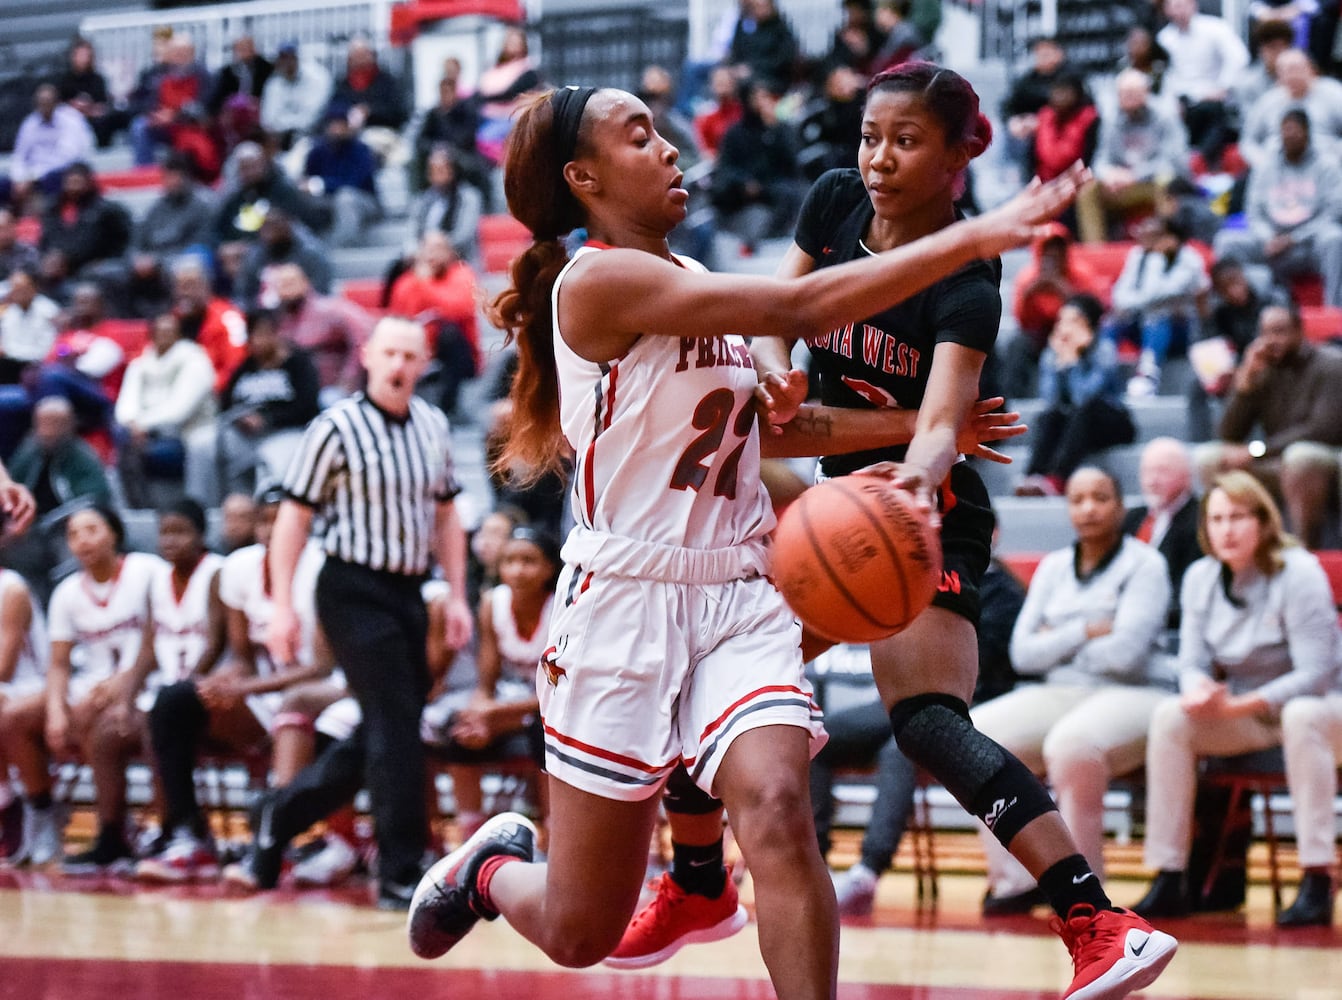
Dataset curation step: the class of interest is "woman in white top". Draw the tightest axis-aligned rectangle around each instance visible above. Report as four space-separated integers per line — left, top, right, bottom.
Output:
1133 471 1340 918
424 527 558 841
0 567 47 859
971 467 1171 913
2 505 160 867
113 311 217 508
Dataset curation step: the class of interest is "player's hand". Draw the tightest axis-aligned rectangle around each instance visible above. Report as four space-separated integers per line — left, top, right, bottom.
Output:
754 369 808 433
444 596 473 651
266 605 301 668
851 463 940 530
0 480 35 537
970 162 1091 259
959 398 1026 464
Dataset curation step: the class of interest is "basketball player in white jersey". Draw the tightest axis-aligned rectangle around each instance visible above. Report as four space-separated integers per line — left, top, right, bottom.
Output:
406 84 1084 997
0 568 48 859
4 505 161 868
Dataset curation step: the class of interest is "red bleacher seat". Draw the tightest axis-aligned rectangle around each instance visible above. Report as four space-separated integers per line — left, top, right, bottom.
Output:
96 165 165 191
1317 550 1342 610
340 279 385 311
479 213 532 274
1290 273 1326 308
100 318 150 359
1300 306 1342 343
1001 552 1044 587
1069 242 1135 285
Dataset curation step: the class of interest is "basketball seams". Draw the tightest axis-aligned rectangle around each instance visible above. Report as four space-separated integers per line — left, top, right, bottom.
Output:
837 479 912 630
796 492 892 639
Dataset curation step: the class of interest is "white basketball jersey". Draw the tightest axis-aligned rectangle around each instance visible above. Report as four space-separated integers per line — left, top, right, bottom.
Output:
552 246 775 550
149 552 224 683
218 541 326 674
47 552 162 684
0 568 48 691
489 583 553 684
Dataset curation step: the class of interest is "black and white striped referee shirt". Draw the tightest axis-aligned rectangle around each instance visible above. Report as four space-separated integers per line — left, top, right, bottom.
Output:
282 393 461 576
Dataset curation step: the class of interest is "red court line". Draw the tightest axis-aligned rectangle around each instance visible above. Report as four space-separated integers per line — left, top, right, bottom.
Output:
1 958 1225 1000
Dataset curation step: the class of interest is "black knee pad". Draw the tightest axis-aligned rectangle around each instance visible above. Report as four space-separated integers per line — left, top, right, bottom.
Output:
662 762 722 815
889 693 1056 847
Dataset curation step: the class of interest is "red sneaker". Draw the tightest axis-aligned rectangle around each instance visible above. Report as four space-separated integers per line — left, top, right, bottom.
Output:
602 872 748 969
1053 905 1178 1000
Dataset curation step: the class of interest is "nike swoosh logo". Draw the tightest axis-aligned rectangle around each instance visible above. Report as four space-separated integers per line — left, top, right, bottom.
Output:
687 858 718 868
1128 934 1149 957
1072 873 1095 884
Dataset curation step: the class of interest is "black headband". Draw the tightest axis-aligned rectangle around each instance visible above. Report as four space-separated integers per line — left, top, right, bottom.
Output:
552 85 597 169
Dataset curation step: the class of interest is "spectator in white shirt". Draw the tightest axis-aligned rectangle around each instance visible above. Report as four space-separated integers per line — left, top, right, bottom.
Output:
1240 48 1342 169
1 84 94 211
1157 0 1250 167
260 42 332 150
0 268 61 384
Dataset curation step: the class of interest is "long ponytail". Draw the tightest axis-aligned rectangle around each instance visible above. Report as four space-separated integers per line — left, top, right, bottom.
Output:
486 89 593 483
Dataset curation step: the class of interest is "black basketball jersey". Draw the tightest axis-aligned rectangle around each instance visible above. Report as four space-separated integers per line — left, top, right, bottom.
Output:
793 169 1003 477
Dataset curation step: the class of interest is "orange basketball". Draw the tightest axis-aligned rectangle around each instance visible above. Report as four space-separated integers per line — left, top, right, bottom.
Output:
771 475 942 644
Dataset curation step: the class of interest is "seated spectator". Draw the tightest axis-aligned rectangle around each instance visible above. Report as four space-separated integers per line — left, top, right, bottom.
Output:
728 0 799 91
185 307 320 506
213 142 327 250
172 257 246 393
55 38 125 150
387 232 480 418
1240 48 1342 170
124 152 217 319
639 64 719 269
207 35 272 118
236 210 332 308
1194 302 1342 548
128 34 213 170
331 38 409 165
1115 25 1169 95
871 0 932 72
219 491 257 555
1157 0 1250 169
1027 71 1099 188
259 41 331 152
302 106 381 247
1102 214 1209 395
1 84 94 212
413 62 490 200
38 162 131 284
711 78 802 256
1077 70 1189 243
1003 223 1110 397
1001 36 1073 183
272 263 374 402
409 146 483 267
1123 437 1203 627
1278 674 1342 926
114 312 217 509
1016 295 1135 497
0 396 112 601
422 527 558 841
797 63 866 182
693 64 744 160
0 567 47 860
37 282 127 437
0 506 161 867
975 467 1170 914
474 27 541 166
1133 472 1338 917
826 0 885 75
1232 19 1297 114
466 507 524 608
0 208 40 283
0 267 60 385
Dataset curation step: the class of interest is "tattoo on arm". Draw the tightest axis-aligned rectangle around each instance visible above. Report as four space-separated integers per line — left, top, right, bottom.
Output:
791 407 834 438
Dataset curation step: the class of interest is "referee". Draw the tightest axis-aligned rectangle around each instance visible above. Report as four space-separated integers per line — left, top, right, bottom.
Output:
266 316 472 909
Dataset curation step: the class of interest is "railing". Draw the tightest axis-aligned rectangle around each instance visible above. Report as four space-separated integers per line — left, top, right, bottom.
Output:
80 0 397 101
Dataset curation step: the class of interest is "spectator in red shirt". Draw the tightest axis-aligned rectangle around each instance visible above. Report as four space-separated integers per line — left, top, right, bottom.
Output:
1030 72 1099 184
171 257 246 394
271 262 374 401
693 64 744 159
130 34 213 169
387 230 479 418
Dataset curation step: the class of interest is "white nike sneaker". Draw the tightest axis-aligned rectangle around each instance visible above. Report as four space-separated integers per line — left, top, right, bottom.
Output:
292 833 359 887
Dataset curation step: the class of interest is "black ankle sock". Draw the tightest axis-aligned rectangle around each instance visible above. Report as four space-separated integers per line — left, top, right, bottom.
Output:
1038 854 1113 919
29 791 52 811
669 837 727 898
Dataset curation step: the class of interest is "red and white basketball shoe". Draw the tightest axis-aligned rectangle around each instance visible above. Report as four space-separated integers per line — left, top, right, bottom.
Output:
602 872 748 969
1054 904 1178 1000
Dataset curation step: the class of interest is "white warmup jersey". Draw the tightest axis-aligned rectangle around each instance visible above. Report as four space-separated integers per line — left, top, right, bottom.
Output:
47 552 162 696
0 568 49 697
554 245 775 550
490 583 552 703
149 553 224 685
218 541 328 730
